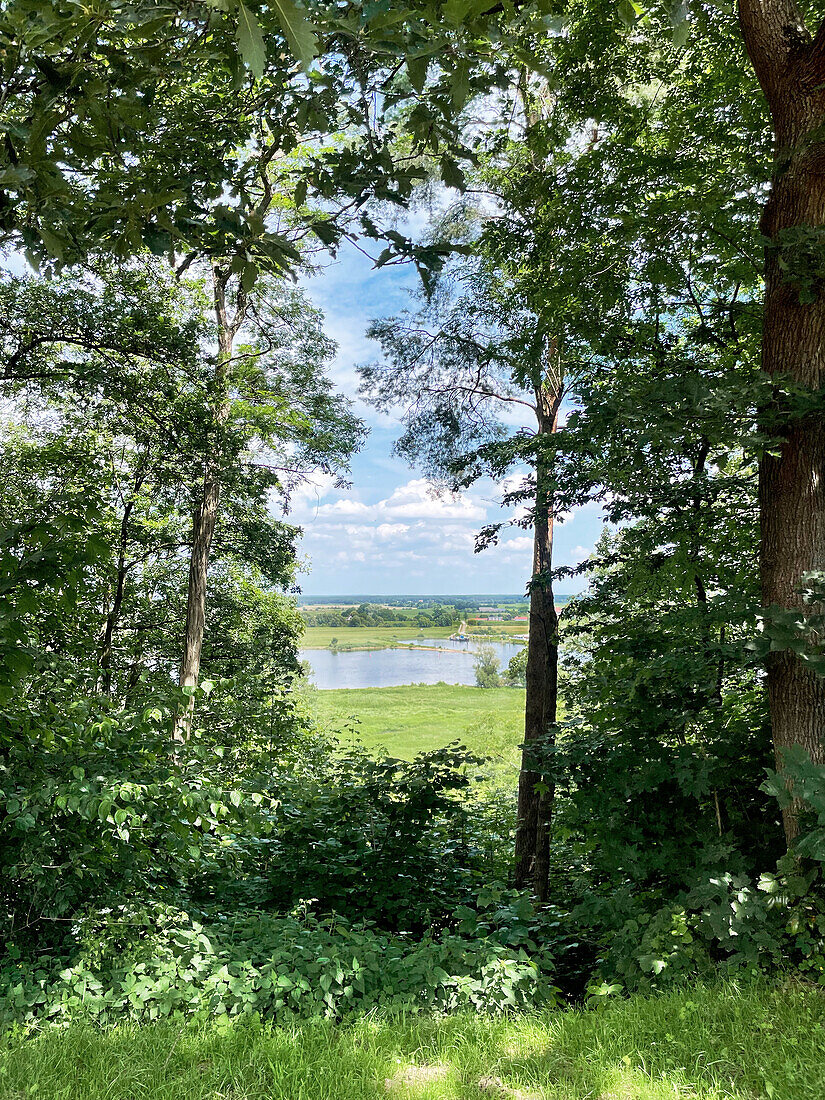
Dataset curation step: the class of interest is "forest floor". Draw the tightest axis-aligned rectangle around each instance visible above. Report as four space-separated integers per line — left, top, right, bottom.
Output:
1 983 821 1099
312 684 526 775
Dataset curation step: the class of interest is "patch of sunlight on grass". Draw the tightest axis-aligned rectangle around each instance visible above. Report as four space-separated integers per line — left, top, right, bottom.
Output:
2 984 825 1099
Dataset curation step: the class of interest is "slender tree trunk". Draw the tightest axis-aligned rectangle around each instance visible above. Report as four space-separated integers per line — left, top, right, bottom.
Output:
514 352 563 900
739 0 825 843
98 465 146 695
174 266 245 740
99 504 131 695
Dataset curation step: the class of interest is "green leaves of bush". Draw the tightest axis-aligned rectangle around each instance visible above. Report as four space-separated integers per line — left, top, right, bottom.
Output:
0 906 559 1029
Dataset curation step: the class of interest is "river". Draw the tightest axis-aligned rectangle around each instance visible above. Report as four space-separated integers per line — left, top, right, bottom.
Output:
299 636 523 689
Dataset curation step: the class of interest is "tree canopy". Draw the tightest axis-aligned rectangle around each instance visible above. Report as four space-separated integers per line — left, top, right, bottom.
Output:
6 0 825 1042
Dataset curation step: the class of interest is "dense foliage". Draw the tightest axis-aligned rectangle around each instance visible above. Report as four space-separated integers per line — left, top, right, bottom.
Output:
5 0 825 1047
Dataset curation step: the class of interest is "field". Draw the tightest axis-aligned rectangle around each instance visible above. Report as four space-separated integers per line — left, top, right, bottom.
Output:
1 983 822 1099
312 684 525 775
300 624 529 650
300 626 455 649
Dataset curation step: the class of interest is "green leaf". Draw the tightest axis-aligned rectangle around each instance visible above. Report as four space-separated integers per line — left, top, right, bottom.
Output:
440 156 466 191
311 220 339 247
236 2 267 79
671 16 690 47
451 63 471 110
241 264 258 293
616 0 643 25
407 55 428 93
39 227 65 260
271 0 318 68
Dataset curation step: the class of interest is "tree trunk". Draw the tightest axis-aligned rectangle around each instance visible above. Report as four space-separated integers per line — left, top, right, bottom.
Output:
98 464 146 696
173 266 244 740
514 353 563 899
739 0 825 843
98 500 132 697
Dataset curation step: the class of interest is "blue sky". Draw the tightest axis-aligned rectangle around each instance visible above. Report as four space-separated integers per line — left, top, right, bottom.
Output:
290 244 606 597
4 242 604 597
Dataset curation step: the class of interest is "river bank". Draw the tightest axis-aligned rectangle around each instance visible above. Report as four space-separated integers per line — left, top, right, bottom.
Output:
300 624 529 650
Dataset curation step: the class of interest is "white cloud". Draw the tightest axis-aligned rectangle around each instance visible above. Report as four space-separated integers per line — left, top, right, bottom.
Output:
501 535 534 553
283 471 341 509
302 478 487 526
375 523 410 540
290 474 540 587
318 499 371 517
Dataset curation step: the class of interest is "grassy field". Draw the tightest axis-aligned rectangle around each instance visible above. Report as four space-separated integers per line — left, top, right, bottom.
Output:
1 983 822 1099
300 626 455 650
312 684 525 774
299 625 529 650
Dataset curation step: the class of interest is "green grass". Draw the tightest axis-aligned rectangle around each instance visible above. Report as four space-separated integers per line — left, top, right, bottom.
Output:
1 984 823 1099
300 626 455 650
299 626 528 650
312 684 525 774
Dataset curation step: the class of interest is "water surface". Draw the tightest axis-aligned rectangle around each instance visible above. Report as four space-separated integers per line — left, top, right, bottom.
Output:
300 636 523 689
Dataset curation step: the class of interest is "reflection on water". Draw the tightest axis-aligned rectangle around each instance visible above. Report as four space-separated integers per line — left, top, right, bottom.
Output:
299 636 523 689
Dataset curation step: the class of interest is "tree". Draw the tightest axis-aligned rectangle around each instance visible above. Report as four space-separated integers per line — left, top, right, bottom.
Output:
362 236 565 899
0 0 550 271
0 262 359 698
174 256 364 737
736 0 825 843
474 644 503 688
506 647 528 688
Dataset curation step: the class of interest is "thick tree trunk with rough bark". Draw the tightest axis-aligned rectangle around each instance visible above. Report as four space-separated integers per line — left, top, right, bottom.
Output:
514 358 563 900
174 266 246 741
739 0 825 842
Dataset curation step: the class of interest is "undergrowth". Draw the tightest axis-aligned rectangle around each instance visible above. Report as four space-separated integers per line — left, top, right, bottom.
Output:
0 982 822 1099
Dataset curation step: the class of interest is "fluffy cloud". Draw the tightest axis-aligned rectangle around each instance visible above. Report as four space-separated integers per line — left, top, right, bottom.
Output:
285 477 525 582
305 479 487 524
282 472 604 595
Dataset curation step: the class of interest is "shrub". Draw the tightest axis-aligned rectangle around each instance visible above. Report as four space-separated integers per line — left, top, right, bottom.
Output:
0 905 560 1029
586 860 825 993
250 743 495 931
505 647 527 687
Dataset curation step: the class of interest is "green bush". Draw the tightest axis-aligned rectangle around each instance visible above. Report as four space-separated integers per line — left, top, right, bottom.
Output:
0 905 559 1028
254 743 495 931
585 861 825 994
505 647 527 687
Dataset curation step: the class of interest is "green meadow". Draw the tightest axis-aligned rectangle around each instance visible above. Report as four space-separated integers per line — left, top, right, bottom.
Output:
300 626 455 650
1 983 821 1100
299 625 529 650
312 683 526 775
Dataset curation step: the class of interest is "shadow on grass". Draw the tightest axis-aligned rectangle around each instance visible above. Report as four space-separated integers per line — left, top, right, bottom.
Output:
1 983 823 1100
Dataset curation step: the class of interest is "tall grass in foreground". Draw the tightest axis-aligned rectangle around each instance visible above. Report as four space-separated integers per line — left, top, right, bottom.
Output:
0 983 822 1099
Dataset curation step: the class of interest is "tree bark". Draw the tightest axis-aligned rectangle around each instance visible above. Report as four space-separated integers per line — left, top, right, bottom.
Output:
739 0 825 843
173 266 246 740
98 463 147 696
514 350 563 900
98 499 133 697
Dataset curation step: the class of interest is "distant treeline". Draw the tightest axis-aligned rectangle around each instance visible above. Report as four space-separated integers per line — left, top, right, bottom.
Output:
301 602 463 628
297 593 572 609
